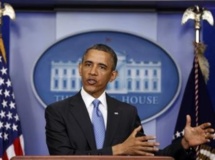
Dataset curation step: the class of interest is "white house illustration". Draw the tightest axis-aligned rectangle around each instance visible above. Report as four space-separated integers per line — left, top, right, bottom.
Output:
50 52 161 93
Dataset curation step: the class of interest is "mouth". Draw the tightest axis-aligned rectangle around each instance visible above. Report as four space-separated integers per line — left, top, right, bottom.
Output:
87 78 97 85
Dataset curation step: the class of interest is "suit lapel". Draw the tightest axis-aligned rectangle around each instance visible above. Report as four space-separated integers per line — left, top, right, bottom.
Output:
69 93 96 149
104 95 121 147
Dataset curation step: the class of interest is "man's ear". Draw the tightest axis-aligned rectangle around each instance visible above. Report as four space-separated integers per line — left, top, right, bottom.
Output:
78 63 82 76
109 70 118 82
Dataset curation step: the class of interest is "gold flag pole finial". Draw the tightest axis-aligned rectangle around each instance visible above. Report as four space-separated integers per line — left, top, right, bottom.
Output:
182 5 214 43
0 2 15 63
182 5 214 82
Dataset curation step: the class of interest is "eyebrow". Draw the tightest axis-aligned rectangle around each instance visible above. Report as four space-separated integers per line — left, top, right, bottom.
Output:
84 60 92 64
84 60 108 68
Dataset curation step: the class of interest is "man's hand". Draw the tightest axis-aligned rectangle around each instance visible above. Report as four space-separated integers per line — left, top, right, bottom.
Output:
182 115 215 149
112 126 159 156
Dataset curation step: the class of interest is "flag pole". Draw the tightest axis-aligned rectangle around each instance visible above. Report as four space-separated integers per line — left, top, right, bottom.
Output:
182 5 214 159
0 2 15 63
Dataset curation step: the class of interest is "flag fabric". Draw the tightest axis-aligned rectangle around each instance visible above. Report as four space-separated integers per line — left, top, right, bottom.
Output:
173 44 215 159
0 38 24 159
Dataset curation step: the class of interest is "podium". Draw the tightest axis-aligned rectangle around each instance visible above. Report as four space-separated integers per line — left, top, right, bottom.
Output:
11 156 174 160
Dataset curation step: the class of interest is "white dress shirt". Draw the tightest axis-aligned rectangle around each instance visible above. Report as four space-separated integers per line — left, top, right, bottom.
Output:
81 87 107 128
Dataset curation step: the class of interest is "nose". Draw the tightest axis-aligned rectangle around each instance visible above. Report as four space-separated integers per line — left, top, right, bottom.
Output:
89 65 97 75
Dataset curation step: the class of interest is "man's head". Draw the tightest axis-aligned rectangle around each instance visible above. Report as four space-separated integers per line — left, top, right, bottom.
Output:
82 44 118 71
79 44 118 98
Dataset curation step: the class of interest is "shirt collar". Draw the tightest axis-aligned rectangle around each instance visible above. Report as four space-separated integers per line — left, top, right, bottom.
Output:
81 87 107 109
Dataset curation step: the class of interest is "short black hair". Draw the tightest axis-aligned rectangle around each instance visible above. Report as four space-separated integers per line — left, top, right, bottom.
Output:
82 44 118 71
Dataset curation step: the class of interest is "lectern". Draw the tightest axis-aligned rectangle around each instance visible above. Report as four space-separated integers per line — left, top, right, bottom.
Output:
11 156 174 160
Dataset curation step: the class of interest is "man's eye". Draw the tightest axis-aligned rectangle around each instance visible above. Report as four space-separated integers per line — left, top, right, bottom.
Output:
85 63 91 67
100 66 106 70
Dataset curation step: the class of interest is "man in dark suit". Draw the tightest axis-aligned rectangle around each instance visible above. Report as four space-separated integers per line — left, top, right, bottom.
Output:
45 43 214 159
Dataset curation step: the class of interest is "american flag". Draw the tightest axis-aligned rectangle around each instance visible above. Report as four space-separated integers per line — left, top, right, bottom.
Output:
0 39 24 159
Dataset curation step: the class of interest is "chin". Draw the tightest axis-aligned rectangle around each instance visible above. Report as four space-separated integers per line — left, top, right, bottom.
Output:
84 86 97 93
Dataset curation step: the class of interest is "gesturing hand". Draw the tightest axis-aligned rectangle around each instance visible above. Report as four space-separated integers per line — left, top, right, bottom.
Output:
182 115 215 149
112 126 160 156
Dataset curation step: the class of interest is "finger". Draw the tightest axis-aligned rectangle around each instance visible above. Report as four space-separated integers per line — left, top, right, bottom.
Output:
185 115 191 128
135 134 160 148
142 146 159 152
131 125 142 137
213 133 215 140
142 141 160 147
204 134 212 142
143 152 155 156
138 135 156 141
205 132 215 140
134 149 156 156
200 122 212 129
138 145 159 153
136 150 155 156
205 128 214 133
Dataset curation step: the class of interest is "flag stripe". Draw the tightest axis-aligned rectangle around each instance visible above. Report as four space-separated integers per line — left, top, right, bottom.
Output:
2 153 8 160
6 143 15 160
19 135 25 155
14 136 24 155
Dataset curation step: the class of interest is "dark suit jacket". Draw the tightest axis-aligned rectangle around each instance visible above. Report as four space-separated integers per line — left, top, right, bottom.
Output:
45 92 194 159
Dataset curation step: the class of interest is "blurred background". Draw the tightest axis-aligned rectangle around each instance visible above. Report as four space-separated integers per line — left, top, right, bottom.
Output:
1 0 215 157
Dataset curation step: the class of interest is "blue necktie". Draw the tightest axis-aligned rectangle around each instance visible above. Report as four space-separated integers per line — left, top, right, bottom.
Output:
92 99 105 149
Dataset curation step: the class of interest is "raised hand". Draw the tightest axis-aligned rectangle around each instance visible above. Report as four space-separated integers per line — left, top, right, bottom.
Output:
182 115 215 149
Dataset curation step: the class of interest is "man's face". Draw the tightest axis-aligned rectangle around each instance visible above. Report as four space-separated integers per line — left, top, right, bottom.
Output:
79 49 117 98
